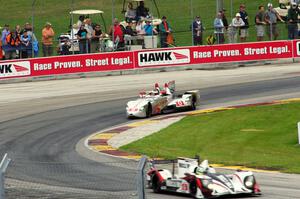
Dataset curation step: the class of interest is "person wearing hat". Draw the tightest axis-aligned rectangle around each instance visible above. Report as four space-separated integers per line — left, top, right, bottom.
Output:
192 16 205 45
228 13 245 43
255 5 266 41
159 16 172 47
287 2 299 39
265 3 284 40
239 4 249 42
42 22 55 57
143 19 157 36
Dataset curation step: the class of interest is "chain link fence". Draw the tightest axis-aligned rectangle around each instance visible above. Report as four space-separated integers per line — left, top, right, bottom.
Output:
2 155 148 199
0 0 295 58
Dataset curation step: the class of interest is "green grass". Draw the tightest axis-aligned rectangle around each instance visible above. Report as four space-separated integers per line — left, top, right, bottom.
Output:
121 102 300 173
0 0 287 51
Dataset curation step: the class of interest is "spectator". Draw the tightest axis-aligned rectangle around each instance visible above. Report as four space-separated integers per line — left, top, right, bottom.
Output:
287 2 299 39
228 13 245 43
77 24 88 54
125 2 136 22
214 12 225 44
1 24 10 45
42 22 55 57
91 24 103 53
265 3 284 40
192 16 204 45
255 5 266 41
239 4 249 42
124 21 137 46
136 1 149 19
220 8 229 31
144 19 157 36
0 40 3 60
108 18 124 49
5 31 20 59
135 20 145 35
20 30 32 58
15 25 22 37
23 22 39 57
159 16 172 48
76 15 85 28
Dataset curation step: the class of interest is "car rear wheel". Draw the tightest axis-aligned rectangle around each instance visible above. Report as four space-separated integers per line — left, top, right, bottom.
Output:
152 175 161 193
189 180 198 198
146 104 152 118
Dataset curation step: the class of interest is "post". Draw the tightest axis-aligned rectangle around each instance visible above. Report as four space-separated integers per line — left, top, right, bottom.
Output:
112 0 115 51
137 156 147 199
216 0 224 13
190 0 194 46
298 122 300 145
0 154 11 199
31 0 36 57
71 0 75 55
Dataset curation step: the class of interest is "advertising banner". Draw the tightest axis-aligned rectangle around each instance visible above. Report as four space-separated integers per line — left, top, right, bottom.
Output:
190 40 293 64
293 40 300 57
0 51 135 79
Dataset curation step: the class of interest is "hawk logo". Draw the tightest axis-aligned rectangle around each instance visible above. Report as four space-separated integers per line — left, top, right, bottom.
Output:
0 61 31 78
297 41 300 56
138 49 190 67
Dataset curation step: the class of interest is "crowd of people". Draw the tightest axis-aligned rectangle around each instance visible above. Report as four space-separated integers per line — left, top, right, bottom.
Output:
210 2 299 45
1 1 300 60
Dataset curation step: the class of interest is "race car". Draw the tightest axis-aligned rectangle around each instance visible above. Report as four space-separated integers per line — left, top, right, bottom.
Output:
147 157 261 199
126 81 200 118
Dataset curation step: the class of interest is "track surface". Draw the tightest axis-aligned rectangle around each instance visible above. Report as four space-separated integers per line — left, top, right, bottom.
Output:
1 65 300 198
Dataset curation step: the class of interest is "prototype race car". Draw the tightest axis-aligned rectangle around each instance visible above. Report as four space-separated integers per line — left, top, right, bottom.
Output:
126 81 200 118
147 157 261 199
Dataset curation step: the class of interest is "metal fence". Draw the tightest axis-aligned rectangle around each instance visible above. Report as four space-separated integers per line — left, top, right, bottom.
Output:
1 154 149 199
0 0 294 58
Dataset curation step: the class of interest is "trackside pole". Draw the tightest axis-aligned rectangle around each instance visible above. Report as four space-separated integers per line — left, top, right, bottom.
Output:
298 122 300 145
137 156 148 199
0 153 11 199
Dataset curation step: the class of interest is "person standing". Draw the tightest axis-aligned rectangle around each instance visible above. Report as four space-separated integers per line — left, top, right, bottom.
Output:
214 12 225 44
1 24 10 45
265 3 285 40
192 16 204 45
5 31 20 59
159 16 172 48
108 18 125 50
77 24 88 54
91 24 103 53
255 5 266 41
239 4 249 42
42 22 55 57
287 2 299 39
228 13 245 43
220 8 229 31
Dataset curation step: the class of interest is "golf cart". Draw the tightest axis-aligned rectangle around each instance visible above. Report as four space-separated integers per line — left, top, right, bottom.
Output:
274 0 300 21
58 9 107 54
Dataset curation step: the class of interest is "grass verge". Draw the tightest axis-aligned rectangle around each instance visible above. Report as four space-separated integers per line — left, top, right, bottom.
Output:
121 102 300 173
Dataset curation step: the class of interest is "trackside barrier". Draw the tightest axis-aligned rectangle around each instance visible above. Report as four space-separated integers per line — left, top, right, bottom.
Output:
0 154 11 199
137 156 148 199
1 40 300 80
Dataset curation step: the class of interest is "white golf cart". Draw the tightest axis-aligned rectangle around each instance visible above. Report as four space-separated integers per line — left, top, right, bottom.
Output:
58 9 107 54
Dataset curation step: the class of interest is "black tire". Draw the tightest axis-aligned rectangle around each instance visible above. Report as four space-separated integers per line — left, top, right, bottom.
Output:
152 175 161 193
189 180 198 198
146 104 152 118
190 100 196 111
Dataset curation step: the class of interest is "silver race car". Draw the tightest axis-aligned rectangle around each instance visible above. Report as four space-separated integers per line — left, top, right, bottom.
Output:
147 157 261 199
126 81 200 118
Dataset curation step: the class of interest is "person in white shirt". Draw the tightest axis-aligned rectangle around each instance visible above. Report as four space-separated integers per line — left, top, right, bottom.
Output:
228 13 245 43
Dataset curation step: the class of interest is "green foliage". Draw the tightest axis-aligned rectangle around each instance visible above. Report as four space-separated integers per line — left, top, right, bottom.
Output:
122 102 300 173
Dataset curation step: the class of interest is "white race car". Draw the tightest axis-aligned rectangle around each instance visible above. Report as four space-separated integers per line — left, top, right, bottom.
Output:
147 157 261 199
126 81 200 118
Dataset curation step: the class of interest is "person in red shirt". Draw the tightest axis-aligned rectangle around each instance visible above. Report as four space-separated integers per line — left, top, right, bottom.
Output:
108 18 124 50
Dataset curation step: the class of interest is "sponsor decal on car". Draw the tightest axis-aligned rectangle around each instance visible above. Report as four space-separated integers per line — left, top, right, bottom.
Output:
138 49 190 67
0 61 31 78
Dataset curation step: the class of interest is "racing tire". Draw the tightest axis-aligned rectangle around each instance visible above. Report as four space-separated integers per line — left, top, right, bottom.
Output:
189 180 198 198
151 175 161 193
146 104 152 118
190 100 196 111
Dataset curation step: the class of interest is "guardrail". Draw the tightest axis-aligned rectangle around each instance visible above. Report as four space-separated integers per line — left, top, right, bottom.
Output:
0 154 11 199
0 39 300 80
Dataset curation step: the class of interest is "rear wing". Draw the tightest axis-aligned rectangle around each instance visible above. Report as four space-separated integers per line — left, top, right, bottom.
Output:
185 90 201 106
